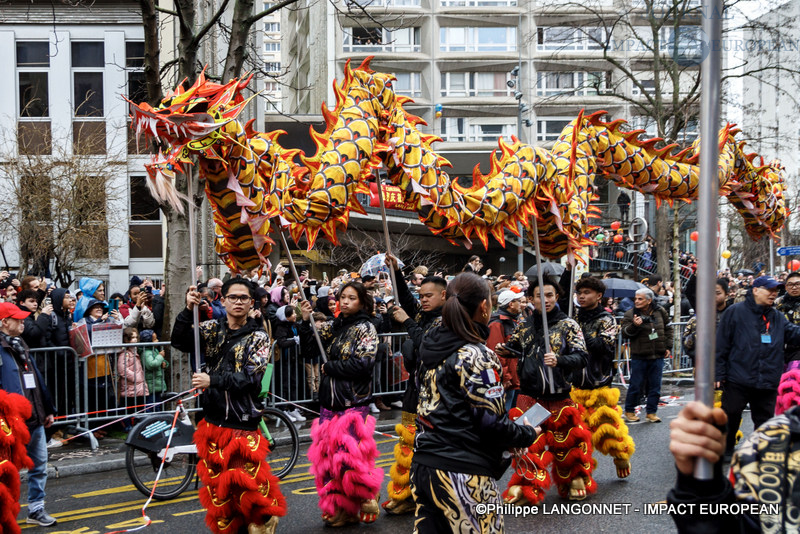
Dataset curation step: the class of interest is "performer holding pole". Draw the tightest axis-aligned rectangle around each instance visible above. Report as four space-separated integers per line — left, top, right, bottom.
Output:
375 171 401 304
531 221 555 394
382 253 447 515
186 174 202 373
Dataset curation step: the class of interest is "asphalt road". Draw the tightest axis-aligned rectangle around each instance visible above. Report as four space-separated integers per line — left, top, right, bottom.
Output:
17 389 751 534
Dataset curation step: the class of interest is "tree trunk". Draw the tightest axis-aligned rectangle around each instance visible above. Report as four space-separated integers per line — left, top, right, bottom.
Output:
223 0 255 82
139 0 163 105
672 208 682 325
656 203 671 281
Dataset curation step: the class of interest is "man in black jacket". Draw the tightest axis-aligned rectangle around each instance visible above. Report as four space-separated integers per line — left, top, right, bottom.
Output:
715 275 800 462
172 278 285 534
622 288 672 423
382 253 446 515
776 270 800 365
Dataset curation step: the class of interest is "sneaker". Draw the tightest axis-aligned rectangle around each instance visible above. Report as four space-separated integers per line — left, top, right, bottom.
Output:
291 409 307 422
369 403 380 414
27 509 57 527
624 412 640 423
646 413 662 423
390 400 403 409
283 410 297 423
46 438 63 449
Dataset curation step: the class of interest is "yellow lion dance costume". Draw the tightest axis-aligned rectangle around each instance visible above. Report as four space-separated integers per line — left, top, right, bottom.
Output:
383 411 416 515
570 387 635 478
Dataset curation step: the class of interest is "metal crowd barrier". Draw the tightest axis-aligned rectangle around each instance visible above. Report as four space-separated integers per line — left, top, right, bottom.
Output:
30 342 197 450
613 319 694 386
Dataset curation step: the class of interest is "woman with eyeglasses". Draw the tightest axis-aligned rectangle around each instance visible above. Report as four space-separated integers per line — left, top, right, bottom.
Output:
299 281 383 527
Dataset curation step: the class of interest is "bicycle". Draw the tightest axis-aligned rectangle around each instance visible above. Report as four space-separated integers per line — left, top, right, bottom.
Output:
125 392 300 501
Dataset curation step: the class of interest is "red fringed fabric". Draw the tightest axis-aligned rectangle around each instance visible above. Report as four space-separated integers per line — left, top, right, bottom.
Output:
505 396 596 504
194 420 286 534
0 390 33 534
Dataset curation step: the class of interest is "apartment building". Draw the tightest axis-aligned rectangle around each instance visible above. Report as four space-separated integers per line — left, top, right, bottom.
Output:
0 1 160 292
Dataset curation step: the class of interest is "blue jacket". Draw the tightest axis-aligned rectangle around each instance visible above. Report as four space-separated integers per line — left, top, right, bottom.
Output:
73 277 104 322
716 290 800 389
0 337 56 424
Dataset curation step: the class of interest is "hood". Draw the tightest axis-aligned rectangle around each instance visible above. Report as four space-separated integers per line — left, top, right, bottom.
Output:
270 286 286 305
276 305 288 322
79 277 103 298
418 321 490 369
51 288 70 318
83 298 107 318
139 329 154 343
745 289 773 314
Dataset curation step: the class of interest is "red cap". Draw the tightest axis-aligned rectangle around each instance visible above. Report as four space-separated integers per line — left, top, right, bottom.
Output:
0 302 30 320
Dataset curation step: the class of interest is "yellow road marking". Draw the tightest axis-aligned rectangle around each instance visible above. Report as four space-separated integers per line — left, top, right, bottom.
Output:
172 509 206 517
72 476 188 498
19 494 199 529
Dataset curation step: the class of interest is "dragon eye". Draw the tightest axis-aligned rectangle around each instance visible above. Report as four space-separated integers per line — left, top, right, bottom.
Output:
188 101 209 113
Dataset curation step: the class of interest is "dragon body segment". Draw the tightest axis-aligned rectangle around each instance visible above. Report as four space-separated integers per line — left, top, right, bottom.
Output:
129 59 785 273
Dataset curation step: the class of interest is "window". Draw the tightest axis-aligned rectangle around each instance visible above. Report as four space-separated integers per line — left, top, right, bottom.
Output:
537 27 605 51
440 72 511 97
73 175 108 259
72 42 104 117
536 118 572 142
631 79 656 96
266 62 281 72
264 42 281 52
441 0 517 5
130 176 163 258
125 42 145 68
392 72 421 97
265 81 279 92
536 71 606 96
349 0 421 5
629 116 658 138
440 117 514 142
17 42 51 155
126 42 153 154
343 27 421 52
440 27 517 52
265 22 280 32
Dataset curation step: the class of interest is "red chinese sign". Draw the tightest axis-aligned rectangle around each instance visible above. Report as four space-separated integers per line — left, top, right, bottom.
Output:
368 183 417 212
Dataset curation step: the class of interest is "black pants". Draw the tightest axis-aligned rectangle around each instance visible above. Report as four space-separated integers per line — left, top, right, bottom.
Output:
721 380 777 454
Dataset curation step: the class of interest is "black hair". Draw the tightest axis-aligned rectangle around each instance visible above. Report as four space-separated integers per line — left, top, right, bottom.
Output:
361 274 376 282
420 275 447 290
575 276 606 294
284 305 295 319
221 278 255 299
786 271 800 282
643 274 662 286
527 274 562 299
109 292 125 302
16 289 39 303
442 272 490 344
716 278 730 292
340 281 374 315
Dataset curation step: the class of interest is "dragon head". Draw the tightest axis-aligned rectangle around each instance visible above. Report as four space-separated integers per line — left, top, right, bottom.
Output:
127 71 255 210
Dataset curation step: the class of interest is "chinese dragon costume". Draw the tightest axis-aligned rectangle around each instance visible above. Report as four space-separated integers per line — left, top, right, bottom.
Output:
0 390 32 534
128 58 786 275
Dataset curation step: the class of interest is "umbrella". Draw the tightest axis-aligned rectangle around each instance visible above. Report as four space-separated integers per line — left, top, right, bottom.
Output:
735 268 754 276
524 261 565 279
602 278 646 299
360 253 405 278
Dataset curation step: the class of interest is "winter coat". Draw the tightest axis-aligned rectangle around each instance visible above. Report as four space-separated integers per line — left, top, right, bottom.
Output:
117 348 149 398
777 293 800 363
49 288 73 349
299 311 377 411
142 346 168 394
414 322 537 480
487 308 523 390
172 309 271 430
0 334 55 427
73 277 103 322
505 308 588 401
19 304 52 349
682 302 729 361
622 304 672 359
574 305 617 389
123 304 155 330
716 290 800 389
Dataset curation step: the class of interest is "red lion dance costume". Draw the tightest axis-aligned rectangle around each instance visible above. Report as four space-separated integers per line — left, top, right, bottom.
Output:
0 390 32 534
194 422 286 534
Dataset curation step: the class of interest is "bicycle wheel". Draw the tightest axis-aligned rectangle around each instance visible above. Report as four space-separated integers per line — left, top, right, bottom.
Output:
260 407 300 479
126 445 196 500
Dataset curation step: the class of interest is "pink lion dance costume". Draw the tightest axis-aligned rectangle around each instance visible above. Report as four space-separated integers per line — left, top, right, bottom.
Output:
775 364 800 415
308 406 384 527
0 390 33 534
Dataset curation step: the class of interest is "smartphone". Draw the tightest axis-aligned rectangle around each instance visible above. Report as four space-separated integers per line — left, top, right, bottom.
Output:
43 297 51 309
144 285 153 294
515 403 551 427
